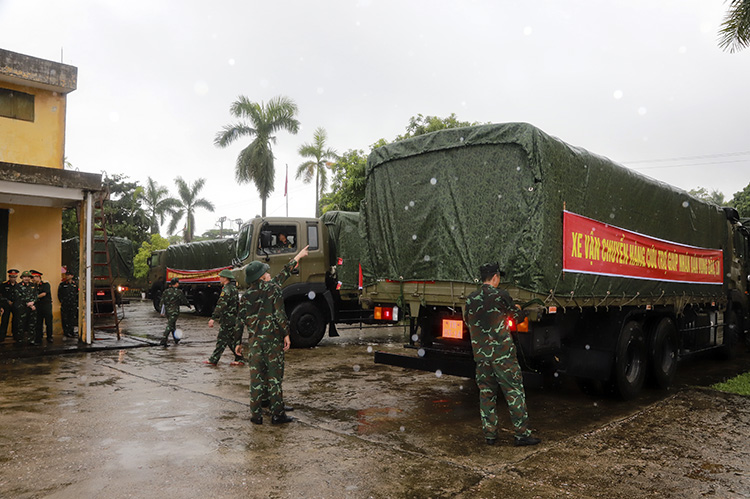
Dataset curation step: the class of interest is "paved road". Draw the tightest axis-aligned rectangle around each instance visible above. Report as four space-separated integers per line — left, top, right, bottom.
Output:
0 300 748 498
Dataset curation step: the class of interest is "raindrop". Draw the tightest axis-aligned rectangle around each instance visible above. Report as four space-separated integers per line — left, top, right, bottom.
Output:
367 346 373 353
593 402 598 407
33 233 40 240
430 178 437 185
527 186 534 192
585 344 590 350
613 90 623 100
109 111 120 123
400 426 406 432
637 106 647 116
317 87 325 95
609 213 616 219
523 26 532 36
307 291 316 300
411 334 418 342
353 365 361 372
409 201 415 207
682 201 689 208
459 137 464 142
412 234 418 241
193 80 209 96
228 58 235 66
497 194 502 199
516 166 521 171
404 206 409 211
435 370 443 378
553 372 559 378
423 255 431 262
417 348 426 357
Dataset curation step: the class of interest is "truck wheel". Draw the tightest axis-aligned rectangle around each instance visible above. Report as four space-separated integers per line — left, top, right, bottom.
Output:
194 291 211 316
288 302 326 348
152 289 162 313
648 317 678 389
718 308 740 360
613 320 647 400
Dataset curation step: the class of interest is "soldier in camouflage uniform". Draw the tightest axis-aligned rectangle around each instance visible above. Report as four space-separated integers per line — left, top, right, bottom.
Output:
0 269 19 342
159 277 191 347
13 271 38 345
235 245 309 425
463 262 541 447
205 269 243 366
58 268 78 338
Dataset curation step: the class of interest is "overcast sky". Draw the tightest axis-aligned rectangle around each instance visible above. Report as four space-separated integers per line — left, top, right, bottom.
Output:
1 0 748 236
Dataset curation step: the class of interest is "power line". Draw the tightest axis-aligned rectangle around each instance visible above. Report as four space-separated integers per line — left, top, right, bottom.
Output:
630 158 750 171
624 150 750 165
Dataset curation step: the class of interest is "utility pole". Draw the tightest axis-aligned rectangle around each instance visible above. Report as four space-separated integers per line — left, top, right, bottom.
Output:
234 218 243 233
216 216 227 238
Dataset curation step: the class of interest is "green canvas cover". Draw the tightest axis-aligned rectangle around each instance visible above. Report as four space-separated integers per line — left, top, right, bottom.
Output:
322 211 373 289
165 238 236 271
362 122 729 299
62 237 135 279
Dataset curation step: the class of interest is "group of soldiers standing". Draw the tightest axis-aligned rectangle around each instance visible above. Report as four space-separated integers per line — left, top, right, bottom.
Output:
0 267 78 345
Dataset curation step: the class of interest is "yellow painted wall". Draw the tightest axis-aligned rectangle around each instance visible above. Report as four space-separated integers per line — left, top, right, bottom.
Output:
0 204 63 329
0 80 67 169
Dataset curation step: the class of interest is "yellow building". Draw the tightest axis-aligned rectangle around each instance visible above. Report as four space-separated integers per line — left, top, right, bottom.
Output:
0 48 103 344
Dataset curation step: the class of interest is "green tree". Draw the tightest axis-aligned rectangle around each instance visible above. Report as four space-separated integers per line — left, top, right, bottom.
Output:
395 113 480 141
688 187 726 205
719 0 750 53
101 173 151 246
167 177 215 243
214 95 300 216
296 127 338 217
140 177 179 235
320 149 368 214
133 233 170 279
730 182 750 217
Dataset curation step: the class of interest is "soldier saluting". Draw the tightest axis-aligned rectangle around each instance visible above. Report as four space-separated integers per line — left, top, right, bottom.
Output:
463 262 541 447
235 245 309 425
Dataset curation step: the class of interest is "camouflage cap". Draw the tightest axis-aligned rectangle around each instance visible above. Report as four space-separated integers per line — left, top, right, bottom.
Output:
245 261 269 283
170 277 180 285
218 269 235 279
20 270 32 278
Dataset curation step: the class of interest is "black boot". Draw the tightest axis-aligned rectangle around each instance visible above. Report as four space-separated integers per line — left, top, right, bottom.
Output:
514 435 541 447
250 415 263 425
271 413 295 425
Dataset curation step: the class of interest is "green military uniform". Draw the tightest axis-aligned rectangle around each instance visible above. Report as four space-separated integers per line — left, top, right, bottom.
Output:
159 280 190 346
207 271 242 364
13 272 38 345
237 259 296 423
0 269 19 342
33 273 53 343
463 281 531 443
58 273 78 338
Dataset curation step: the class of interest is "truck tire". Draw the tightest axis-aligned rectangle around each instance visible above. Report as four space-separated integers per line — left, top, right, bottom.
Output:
718 308 740 360
648 317 678 389
613 320 647 399
194 291 212 316
288 301 326 348
152 289 162 313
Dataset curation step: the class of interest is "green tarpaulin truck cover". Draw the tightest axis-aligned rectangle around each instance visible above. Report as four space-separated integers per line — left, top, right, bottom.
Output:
362 122 728 299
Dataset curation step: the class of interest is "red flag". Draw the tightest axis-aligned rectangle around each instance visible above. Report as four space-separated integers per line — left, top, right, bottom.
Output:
358 262 363 290
284 164 288 197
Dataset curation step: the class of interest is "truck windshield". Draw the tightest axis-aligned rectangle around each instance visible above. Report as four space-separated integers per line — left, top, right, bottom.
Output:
236 224 253 261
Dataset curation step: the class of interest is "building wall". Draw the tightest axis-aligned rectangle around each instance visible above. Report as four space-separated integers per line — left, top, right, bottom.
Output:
0 203 63 326
0 80 67 169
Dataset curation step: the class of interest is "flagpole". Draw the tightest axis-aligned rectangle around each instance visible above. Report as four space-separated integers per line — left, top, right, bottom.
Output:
285 164 289 217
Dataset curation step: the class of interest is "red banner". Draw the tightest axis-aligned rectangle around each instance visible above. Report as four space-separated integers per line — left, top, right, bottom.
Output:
166 266 232 284
563 211 723 284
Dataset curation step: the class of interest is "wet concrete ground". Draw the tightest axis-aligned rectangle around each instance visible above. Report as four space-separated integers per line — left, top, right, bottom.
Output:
0 300 749 498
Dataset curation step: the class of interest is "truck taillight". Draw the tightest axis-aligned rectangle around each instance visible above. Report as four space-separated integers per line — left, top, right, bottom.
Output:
374 306 398 321
507 316 529 333
506 316 517 332
441 318 464 339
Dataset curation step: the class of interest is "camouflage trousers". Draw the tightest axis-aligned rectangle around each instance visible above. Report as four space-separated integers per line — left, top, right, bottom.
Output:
13 307 37 344
208 326 242 364
162 310 180 341
248 337 285 417
474 357 530 439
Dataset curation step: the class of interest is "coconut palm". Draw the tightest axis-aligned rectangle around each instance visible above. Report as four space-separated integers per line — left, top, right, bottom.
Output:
296 127 338 217
140 177 179 234
719 0 750 52
167 177 215 243
214 95 300 216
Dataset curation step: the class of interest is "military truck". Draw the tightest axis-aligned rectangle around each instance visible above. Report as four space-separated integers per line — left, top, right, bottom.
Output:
366 122 750 398
147 214 399 347
146 238 236 316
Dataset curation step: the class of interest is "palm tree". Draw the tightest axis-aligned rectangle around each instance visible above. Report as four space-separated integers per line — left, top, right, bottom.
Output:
140 177 179 234
168 177 215 243
214 95 300 216
296 127 338 217
719 0 750 52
